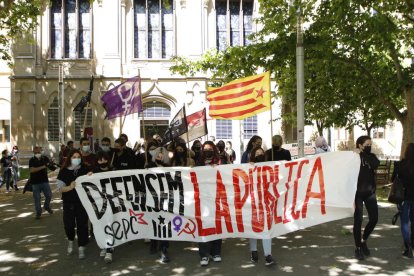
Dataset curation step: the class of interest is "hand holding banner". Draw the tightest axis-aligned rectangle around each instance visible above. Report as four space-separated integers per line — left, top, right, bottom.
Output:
75 152 360 249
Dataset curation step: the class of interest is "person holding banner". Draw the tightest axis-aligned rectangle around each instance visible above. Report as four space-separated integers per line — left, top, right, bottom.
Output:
353 136 380 260
197 141 222 266
56 149 91 260
91 151 115 263
171 142 195 167
241 135 262 164
191 140 202 164
248 147 275 266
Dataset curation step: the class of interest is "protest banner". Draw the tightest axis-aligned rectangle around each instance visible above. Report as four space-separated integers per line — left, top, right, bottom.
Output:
75 152 360 249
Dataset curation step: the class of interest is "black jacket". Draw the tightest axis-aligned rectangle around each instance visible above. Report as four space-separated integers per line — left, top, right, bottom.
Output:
392 160 414 201
357 152 380 197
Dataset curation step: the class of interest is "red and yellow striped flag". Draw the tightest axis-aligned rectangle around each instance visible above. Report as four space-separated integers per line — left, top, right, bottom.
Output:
207 71 271 120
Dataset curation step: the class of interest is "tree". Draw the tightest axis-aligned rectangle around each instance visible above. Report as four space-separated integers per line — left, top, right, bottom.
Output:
171 0 412 154
0 1 45 66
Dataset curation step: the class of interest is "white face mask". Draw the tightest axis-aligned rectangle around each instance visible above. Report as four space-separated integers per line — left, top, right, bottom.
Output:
82 145 90 152
71 158 81 167
35 153 42 159
101 145 110 152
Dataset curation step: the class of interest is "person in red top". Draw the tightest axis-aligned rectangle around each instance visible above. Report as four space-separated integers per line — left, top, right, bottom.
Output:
79 137 97 169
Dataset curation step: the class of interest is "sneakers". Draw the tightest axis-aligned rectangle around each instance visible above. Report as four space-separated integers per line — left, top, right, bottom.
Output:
44 207 53 214
355 247 365 260
160 248 170 263
200 257 209 266
104 252 113 263
100 249 106 257
212 255 221 262
403 244 413 259
78 246 86 259
67 241 74 255
35 214 41 220
265 255 275 266
251 251 258 263
361 241 370 256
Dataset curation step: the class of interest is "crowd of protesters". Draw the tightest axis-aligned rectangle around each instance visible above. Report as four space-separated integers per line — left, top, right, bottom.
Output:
2 133 414 267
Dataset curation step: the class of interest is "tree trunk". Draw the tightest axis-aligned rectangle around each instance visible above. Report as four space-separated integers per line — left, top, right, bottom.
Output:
400 87 414 157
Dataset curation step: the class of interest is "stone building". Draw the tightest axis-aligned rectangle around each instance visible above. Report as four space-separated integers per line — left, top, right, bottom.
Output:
10 0 282 162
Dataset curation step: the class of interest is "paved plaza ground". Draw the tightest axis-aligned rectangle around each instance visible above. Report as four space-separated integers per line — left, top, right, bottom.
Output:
0 175 414 276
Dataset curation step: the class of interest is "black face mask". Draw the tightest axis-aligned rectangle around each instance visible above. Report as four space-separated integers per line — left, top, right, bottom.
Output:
99 162 108 169
363 146 372 154
176 152 185 158
217 144 225 151
273 145 281 150
194 146 201 152
204 150 214 159
254 155 265 163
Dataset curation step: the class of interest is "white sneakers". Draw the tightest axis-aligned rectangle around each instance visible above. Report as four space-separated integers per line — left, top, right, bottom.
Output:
200 257 209 266
104 252 113 264
78 246 86 259
67 241 73 255
100 249 106 257
212 255 222 262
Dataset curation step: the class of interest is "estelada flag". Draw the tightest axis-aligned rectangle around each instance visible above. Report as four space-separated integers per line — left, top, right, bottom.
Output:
180 108 208 142
207 71 271 120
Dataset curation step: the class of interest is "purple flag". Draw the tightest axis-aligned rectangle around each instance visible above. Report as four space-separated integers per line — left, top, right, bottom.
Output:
101 77 143 120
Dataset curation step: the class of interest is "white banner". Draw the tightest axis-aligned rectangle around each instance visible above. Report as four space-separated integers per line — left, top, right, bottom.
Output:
75 152 360 249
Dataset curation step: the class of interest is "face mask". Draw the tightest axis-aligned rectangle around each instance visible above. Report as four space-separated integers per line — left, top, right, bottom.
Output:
176 152 185 158
217 144 225 151
254 155 265 163
363 146 371 154
35 153 42 159
99 162 108 169
194 146 201 152
101 145 110 152
273 145 281 150
71 158 81 167
82 145 90 152
204 150 214 159
113 148 120 153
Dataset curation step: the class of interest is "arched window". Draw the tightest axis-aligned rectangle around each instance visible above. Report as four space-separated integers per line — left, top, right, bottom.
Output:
48 97 59 141
143 101 171 118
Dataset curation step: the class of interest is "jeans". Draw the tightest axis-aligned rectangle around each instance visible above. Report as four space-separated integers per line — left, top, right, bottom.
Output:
63 201 89 247
32 182 52 216
249 238 272 256
400 200 414 247
353 192 378 247
1 169 12 191
199 239 222 258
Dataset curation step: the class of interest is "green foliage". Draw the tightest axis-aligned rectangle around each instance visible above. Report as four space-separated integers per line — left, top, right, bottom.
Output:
0 1 45 66
170 0 413 141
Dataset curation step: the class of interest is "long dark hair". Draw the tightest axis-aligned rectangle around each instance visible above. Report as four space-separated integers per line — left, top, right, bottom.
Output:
62 149 83 169
356 135 371 149
404 143 414 171
199 141 220 165
245 135 262 153
248 146 265 163
172 143 189 166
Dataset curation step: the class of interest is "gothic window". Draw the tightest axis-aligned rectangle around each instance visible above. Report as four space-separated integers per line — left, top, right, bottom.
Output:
48 97 59 141
216 0 253 51
143 102 171 117
134 0 175 59
50 0 91 59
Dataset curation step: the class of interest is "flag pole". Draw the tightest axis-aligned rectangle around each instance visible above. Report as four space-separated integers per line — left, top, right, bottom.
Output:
138 70 148 166
269 73 274 161
82 102 89 138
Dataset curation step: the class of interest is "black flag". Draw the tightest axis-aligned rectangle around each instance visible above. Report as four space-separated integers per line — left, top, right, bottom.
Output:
74 76 94 113
162 106 188 145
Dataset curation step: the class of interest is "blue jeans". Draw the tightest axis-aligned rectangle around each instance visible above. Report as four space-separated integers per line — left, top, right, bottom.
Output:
401 200 414 246
32 182 52 216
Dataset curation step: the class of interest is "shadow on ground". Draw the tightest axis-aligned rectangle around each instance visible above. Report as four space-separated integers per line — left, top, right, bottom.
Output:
0 178 413 276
